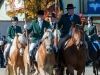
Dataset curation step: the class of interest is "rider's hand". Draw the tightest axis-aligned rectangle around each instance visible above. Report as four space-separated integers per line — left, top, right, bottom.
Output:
11 39 13 42
24 24 28 29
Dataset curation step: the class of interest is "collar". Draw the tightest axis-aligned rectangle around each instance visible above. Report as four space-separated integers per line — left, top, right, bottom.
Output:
38 20 43 23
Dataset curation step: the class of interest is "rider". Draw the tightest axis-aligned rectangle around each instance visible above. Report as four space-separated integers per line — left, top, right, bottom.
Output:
48 12 57 29
24 10 51 71
84 16 98 42
4 16 22 65
84 16 99 60
57 4 82 68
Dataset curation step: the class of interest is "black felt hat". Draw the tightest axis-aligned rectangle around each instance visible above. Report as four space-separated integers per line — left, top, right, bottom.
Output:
66 4 76 9
37 10 44 15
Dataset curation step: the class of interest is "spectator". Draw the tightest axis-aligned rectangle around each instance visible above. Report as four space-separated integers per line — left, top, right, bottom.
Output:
2 35 7 45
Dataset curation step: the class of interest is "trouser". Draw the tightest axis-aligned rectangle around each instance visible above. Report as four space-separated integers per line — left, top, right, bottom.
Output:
29 39 42 57
4 44 11 58
3 43 11 65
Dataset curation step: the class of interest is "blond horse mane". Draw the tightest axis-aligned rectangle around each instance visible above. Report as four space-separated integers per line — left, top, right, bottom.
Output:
10 33 26 57
42 29 54 41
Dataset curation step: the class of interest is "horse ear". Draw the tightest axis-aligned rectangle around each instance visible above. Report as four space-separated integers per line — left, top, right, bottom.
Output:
72 22 75 28
44 28 47 33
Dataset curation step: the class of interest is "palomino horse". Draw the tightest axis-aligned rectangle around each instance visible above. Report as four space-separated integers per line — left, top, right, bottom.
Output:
37 29 56 75
5 33 27 75
85 35 100 75
61 23 87 75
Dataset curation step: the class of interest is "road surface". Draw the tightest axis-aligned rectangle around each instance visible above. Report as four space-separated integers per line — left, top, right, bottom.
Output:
0 66 98 75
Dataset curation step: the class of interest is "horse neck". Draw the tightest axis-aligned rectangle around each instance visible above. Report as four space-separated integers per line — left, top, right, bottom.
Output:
13 36 18 49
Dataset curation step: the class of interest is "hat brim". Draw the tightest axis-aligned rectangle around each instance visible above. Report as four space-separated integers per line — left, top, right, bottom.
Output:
66 7 76 9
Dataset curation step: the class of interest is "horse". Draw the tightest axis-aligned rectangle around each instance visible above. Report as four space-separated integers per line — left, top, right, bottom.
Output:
85 34 100 75
37 29 56 75
59 23 87 75
5 33 27 75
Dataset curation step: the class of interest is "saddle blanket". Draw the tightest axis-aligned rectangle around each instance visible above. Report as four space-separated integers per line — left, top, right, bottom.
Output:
92 40 100 51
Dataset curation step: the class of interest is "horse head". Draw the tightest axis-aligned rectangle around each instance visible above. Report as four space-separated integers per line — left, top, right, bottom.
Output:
71 22 85 50
42 28 54 54
13 33 27 56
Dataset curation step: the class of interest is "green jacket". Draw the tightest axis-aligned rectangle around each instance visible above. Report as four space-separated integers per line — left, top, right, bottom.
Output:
27 20 50 43
58 13 81 38
84 24 98 41
7 25 22 44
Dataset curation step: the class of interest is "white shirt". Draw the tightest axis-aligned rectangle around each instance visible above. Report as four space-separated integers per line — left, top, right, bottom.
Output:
68 14 74 21
39 20 43 29
88 24 92 28
50 22 55 28
13 26 16 29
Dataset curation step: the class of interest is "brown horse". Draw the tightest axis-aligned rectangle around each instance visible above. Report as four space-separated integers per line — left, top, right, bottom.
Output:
5 33 27 75
37 29 56 75
61 23 87 75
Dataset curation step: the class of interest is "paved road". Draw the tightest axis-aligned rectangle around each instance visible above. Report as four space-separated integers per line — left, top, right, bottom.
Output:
0 66 99 75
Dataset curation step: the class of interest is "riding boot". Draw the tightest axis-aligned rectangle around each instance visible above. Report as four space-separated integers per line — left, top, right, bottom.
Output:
30 56 35 72
4 52 9 66
57 49 61 68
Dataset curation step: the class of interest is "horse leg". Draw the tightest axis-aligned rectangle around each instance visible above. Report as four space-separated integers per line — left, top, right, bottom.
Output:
13 65 17 75
17 67 20 75
67 65 74 75
34 62 39 75
93 62 96 75
39 67 46 75
77 68 85 75
6 65 10 75
82 68 85 75
66 68 69 75
21 67 25 75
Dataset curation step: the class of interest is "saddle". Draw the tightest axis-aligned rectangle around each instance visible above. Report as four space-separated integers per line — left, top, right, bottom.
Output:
91 41 100 52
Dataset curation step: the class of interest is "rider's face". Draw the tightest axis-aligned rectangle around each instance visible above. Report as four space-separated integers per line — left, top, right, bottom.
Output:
37 15 44 21
12 21 18 26
48 17 55 22
88 20 92 24
67 9 74 15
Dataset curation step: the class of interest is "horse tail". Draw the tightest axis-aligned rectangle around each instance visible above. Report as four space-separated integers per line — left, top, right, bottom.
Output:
6 64 14 75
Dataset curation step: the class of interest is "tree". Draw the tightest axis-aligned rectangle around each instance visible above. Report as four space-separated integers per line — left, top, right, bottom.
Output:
6 0 54 19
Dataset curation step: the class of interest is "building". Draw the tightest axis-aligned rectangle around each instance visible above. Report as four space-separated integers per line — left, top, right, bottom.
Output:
63 0 100 20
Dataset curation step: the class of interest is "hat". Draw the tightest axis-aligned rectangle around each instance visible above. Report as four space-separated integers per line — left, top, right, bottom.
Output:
48 13 56 18
37 10 44 15
87 16 93 21
66 4 76 9
11 16 18 21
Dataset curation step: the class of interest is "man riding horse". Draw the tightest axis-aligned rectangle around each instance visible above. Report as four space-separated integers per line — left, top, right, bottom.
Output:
4 16 22 65
24 10 51 71
57 4 82 68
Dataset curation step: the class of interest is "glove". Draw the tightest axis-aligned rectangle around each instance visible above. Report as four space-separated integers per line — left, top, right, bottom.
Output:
24 24 28 29
11 39 13 42
88 36 91 39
